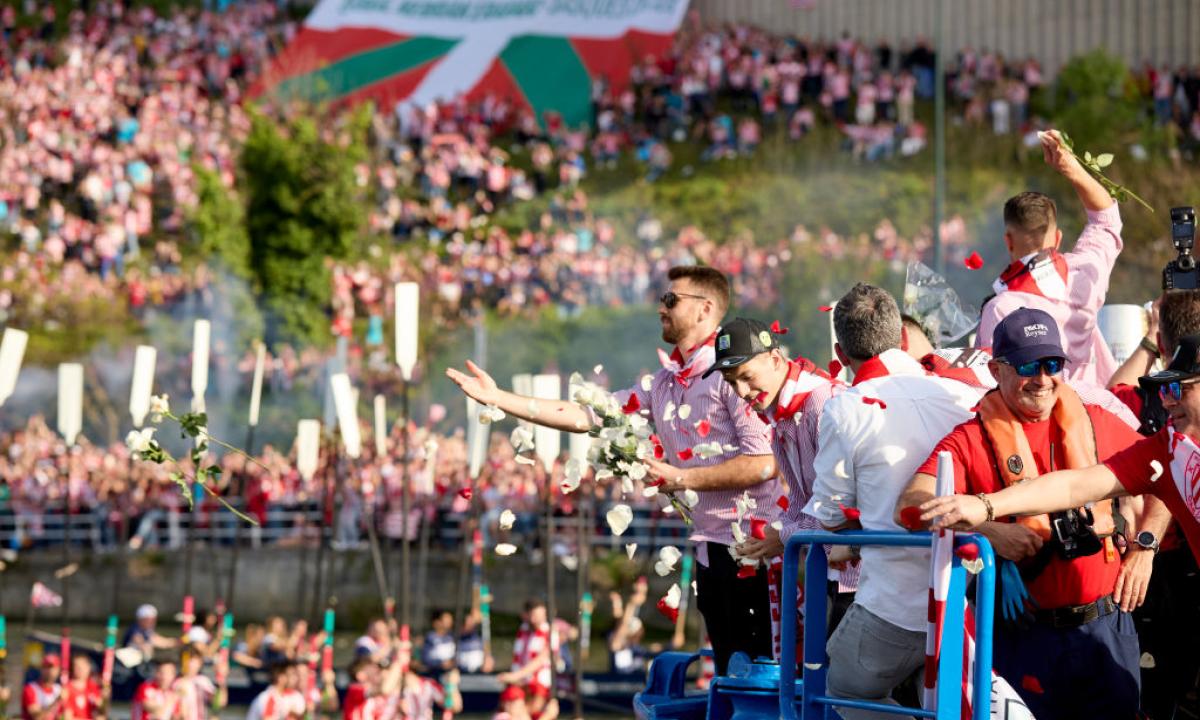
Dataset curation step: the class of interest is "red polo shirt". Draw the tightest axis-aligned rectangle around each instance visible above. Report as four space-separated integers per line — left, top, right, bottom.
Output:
916 403 1142 608
1105 427 1200 566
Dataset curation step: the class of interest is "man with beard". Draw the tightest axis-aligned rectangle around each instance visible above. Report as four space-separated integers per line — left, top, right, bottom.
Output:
447 265 776 674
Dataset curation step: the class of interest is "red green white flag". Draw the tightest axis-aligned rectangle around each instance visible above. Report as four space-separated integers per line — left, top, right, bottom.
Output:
257 0 689 127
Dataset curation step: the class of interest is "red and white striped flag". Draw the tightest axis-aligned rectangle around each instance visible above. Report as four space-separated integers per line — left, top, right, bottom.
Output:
31 581 63 609
923 452 1035 720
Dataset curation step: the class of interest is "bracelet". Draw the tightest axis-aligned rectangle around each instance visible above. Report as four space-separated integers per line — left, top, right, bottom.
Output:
1140 336 1160 357
975 493 995 523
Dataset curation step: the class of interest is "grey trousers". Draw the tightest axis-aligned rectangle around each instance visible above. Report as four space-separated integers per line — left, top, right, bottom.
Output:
826 603 927 720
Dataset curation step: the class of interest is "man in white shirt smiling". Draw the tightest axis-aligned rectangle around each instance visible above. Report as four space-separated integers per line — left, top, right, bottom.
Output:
803 283 982 719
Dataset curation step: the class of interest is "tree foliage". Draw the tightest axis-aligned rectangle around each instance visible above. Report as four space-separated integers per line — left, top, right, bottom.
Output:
238 105 372 344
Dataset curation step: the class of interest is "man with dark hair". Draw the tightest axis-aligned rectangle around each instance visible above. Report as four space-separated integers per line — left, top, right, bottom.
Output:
803 283 981 716
447 265 775 674
977 130 1125 387
900 307 1169 720
420 610 456 677
706 318 858 636
1104 289 1200 719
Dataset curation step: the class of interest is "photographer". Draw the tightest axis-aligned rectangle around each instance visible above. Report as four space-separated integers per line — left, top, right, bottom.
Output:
898 309 1172 720
977 130 1124 387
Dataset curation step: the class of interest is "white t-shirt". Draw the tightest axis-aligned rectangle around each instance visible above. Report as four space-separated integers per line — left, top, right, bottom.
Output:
804 349 980 631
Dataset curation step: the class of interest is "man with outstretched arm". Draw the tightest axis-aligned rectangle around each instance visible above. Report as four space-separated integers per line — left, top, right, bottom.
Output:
446 265 776 674
920 331 1200 569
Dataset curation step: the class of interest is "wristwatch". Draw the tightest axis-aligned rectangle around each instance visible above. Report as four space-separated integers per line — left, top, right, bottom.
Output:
1134 530 1161 553
1140 336 1160 358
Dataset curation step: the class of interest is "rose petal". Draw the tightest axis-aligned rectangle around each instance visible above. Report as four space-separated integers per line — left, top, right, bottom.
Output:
593 364 604 375
1149 460 1163 483
515 455 536 465
654 443 665 460
622 394 641 414
862 396 887 409
641 374 654 392
736 565 758 579
606 504 634 536
839 503 862 521
682 489 700 507
499 509 516 531
495 543 518 556
677 448 694 461
828 359 843 377
695 419 712 438
656 598 679 623
776 495 790 511
770 320 789 335
458 487 473 500
964 251 984 270
818 305 833 313
625 543 637 559
898 506 924 530
677 404 692 420
955 543 980 562
750 518 767 540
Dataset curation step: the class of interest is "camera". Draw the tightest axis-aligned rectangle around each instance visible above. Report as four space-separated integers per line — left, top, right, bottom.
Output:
1163 206 1198 291
1050 507 1103 560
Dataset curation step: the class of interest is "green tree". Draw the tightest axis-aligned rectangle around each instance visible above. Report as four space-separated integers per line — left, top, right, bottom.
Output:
239 105 372 344
1053 50 1145 150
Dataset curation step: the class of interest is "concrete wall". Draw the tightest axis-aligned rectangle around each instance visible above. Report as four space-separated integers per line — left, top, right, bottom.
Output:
693 0 1200 76
0 546 646 628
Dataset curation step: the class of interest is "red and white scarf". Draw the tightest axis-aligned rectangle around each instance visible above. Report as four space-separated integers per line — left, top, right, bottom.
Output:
765 358 835 426
920 350 995 390
850 348 917 385
992 249 1069 301
657 332 717 388
1169 429 1200 519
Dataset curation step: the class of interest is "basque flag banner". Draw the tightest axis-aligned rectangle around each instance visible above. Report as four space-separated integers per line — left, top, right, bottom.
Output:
257 0 688 128
923 451 1034 720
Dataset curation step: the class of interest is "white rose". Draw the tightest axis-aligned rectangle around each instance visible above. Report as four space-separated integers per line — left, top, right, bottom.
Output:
149 394 170 422
125 427 156 455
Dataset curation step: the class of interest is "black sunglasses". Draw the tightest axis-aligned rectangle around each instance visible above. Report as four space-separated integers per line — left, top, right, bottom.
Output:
660 291 709 309
1001 357 1065 378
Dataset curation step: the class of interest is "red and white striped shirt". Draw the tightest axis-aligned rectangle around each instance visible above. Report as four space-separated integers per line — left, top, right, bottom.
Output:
765 363 859 592
615 339 776 558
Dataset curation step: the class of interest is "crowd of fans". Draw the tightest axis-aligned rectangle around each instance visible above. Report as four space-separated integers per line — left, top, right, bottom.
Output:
6 2 1200 337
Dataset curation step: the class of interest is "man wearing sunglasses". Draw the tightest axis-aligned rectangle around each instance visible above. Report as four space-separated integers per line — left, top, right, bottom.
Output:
446 266 776 675
898 308 1171 720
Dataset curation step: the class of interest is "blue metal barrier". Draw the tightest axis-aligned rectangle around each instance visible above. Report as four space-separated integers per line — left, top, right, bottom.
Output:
780 530 997 720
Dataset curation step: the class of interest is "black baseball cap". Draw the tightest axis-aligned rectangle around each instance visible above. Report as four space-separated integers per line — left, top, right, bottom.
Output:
702 318 778 378
991 307 1066 367
1142 333 1200 386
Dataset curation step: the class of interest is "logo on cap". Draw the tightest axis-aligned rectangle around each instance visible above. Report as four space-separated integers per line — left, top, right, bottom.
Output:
1023 323 1049 338
718 334 731 351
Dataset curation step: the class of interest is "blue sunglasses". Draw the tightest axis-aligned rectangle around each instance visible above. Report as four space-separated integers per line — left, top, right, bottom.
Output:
1003 357 1065 378
1159 379 1200 402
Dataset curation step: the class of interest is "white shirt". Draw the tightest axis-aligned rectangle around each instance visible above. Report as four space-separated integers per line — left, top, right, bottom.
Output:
804 349 980 631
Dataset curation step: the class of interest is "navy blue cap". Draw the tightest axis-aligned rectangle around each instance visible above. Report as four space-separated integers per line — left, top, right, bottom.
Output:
991 308 1066 367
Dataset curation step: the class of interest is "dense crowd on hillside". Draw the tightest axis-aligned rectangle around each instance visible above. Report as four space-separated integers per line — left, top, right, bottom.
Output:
5 2 1200 337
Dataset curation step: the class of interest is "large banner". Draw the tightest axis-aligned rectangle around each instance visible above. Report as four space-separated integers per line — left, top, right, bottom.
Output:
258 0 690 126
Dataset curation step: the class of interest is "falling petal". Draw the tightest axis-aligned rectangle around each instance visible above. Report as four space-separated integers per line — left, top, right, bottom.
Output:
964 251 984 270
677 404 692 420
593 364 604 375
659 546 682 567
495 543 518 556
499 509 516 531
622 394 641 414
654 560 671 577
457 487 473 500
691 581 697 597
606 504 634 536
641 374 654 392
770 520 784 532
750 518 767 540
833 460 849 478
663 401 676 423
677 448 694 461
1149 460 1164 482
562 555 579 571
695 419 712 438
515 455 536 466
478 405 506 424
682 489 700 508
625 543 638 560
839 503 862 521
776 495 790 511
818 305 833 313
770 320 789 335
